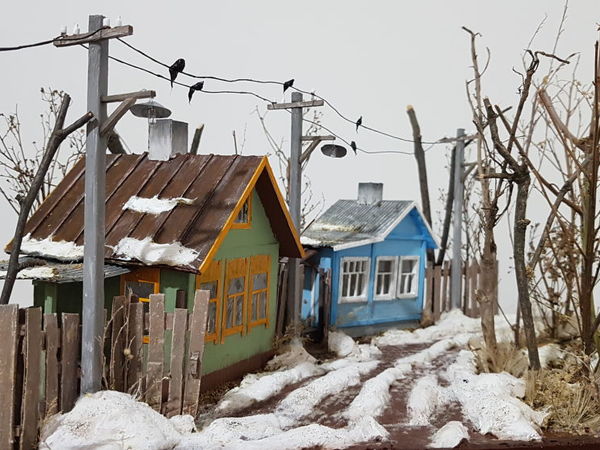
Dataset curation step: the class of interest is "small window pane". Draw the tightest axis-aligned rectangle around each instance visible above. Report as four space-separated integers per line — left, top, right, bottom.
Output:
207 301 217 334
228 277 245 295
226 297 234 328
235 200 249 223
253 273 267 291
125 281 154 299
378 260 392 273
251 294 258 321
235 297 244 326
200 281 218 299
259 292 267 319
402 259 415 274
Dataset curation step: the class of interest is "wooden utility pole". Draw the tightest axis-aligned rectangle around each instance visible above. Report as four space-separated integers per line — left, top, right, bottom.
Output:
267 94 324 331
55 15 154 393
451 128 465 310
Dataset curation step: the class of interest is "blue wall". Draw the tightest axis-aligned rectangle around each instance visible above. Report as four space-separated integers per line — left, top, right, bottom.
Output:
303 208 433 329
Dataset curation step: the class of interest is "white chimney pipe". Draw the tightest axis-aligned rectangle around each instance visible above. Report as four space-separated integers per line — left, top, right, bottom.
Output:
148 119 188 161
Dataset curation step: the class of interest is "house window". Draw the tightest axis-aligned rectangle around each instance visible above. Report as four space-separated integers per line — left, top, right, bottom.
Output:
197 260 222 343
232 195 252 229
223 258 248 338
397 256 419 298
374 257 397 300
248 254 270 329
339 257 370 303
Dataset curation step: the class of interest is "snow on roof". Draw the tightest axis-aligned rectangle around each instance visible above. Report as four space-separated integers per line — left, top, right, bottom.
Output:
122 195 195 215
20 234 84 261
0 266 58 280
112 237 199 268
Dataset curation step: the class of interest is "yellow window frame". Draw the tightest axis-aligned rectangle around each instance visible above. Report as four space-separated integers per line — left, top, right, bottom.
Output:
248 254 270 330
231 194 252 229
196 260 222 343
222 257 248 341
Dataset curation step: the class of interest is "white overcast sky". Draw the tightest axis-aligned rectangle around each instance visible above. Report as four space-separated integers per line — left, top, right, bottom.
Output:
1 0 597 310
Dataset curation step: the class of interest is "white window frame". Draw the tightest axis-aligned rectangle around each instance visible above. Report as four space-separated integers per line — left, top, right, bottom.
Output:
339 257 370 303
374 256 398 301
396 256 420 298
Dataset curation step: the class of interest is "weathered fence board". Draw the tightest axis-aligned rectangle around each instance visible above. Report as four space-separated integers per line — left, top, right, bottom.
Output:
146 293 165 411
110 295 128 392
182 289 209 417
20 307 42 450
165 308 187 417
442 261 450 312
432 265 442 321
126 302 143 392
0 305 19 448
60 314 79 413
44 314 59 417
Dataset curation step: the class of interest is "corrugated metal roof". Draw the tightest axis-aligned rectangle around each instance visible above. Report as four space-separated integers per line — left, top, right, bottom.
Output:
0 257 129 283
5 153 303 273
302 200 413 247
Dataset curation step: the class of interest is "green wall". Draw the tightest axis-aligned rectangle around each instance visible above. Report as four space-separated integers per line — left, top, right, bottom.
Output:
33 276 120 314
201 189 280 375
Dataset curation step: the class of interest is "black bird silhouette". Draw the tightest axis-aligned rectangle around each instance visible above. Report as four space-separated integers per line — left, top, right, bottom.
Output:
169 59 186 88
283 79 294 93
188 81 204 102
355 116 362 132
350 141 357 154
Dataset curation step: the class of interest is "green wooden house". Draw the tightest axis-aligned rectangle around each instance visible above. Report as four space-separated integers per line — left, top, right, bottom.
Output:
3 152 303 389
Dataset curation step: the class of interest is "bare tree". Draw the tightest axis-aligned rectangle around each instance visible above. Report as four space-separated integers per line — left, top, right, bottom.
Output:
0 88 87 214
0 93 93 305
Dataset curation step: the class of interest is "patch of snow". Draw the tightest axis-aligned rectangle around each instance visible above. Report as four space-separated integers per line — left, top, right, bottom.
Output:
407 375 449 426
169 415 197 434
123 195 195 215
0 266 58 280
276 360 379 422
20 234 83 261
539 343 565 369
112 237 199 267
216 362 324 415
266 338 316 370
444 350 548 441
39 391 184 450
428 421 470 448
299 236 322 246
373 309 481 346
329 330 358 357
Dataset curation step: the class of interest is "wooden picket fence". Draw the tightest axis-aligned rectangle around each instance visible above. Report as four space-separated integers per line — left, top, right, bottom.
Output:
0 289 209 449
424 260 498 321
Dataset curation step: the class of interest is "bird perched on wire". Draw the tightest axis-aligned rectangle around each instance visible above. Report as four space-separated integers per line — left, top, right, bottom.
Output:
169 59 185 88
188 81 204 102
350 141 357 155
355 116 362 132
283 79 294 93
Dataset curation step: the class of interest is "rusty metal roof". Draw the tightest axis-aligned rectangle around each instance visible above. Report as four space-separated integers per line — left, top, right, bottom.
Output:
302 199 437 250
6 153 303 273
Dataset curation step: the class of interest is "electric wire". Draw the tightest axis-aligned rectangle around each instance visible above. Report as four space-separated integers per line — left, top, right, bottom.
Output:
115 38 443 145
0 28 109 52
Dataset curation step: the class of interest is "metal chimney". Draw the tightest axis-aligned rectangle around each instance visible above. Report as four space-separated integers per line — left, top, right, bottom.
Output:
148 119 188 161
357 182 383 205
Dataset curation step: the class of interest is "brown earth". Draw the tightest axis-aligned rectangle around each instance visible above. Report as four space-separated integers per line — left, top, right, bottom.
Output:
198 340 600 449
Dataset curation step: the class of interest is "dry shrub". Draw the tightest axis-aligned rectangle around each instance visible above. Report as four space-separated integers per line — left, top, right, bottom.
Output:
525 361 600 434
472 341 529 378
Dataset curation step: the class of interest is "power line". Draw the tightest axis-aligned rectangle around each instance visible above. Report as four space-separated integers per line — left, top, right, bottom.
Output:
115 38 443 145
0 28 108 52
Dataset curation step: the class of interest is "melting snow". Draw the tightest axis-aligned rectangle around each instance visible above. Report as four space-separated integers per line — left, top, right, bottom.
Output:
407 375 449 426
0 266 57 280
429 421 470 448
112 237 199 267
20 234 84 261
123 195 195 215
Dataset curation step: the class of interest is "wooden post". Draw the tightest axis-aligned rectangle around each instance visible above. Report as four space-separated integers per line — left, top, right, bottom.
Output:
126 302 144 392
422 262 434 325
441 261 450 313
182 290 209 416
81 14 109 395
109 296 128 391
322 270 332 342
0 305 19 448
433 265 442 321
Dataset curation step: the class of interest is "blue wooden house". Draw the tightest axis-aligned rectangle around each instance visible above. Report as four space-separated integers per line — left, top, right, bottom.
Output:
301 183 437 336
